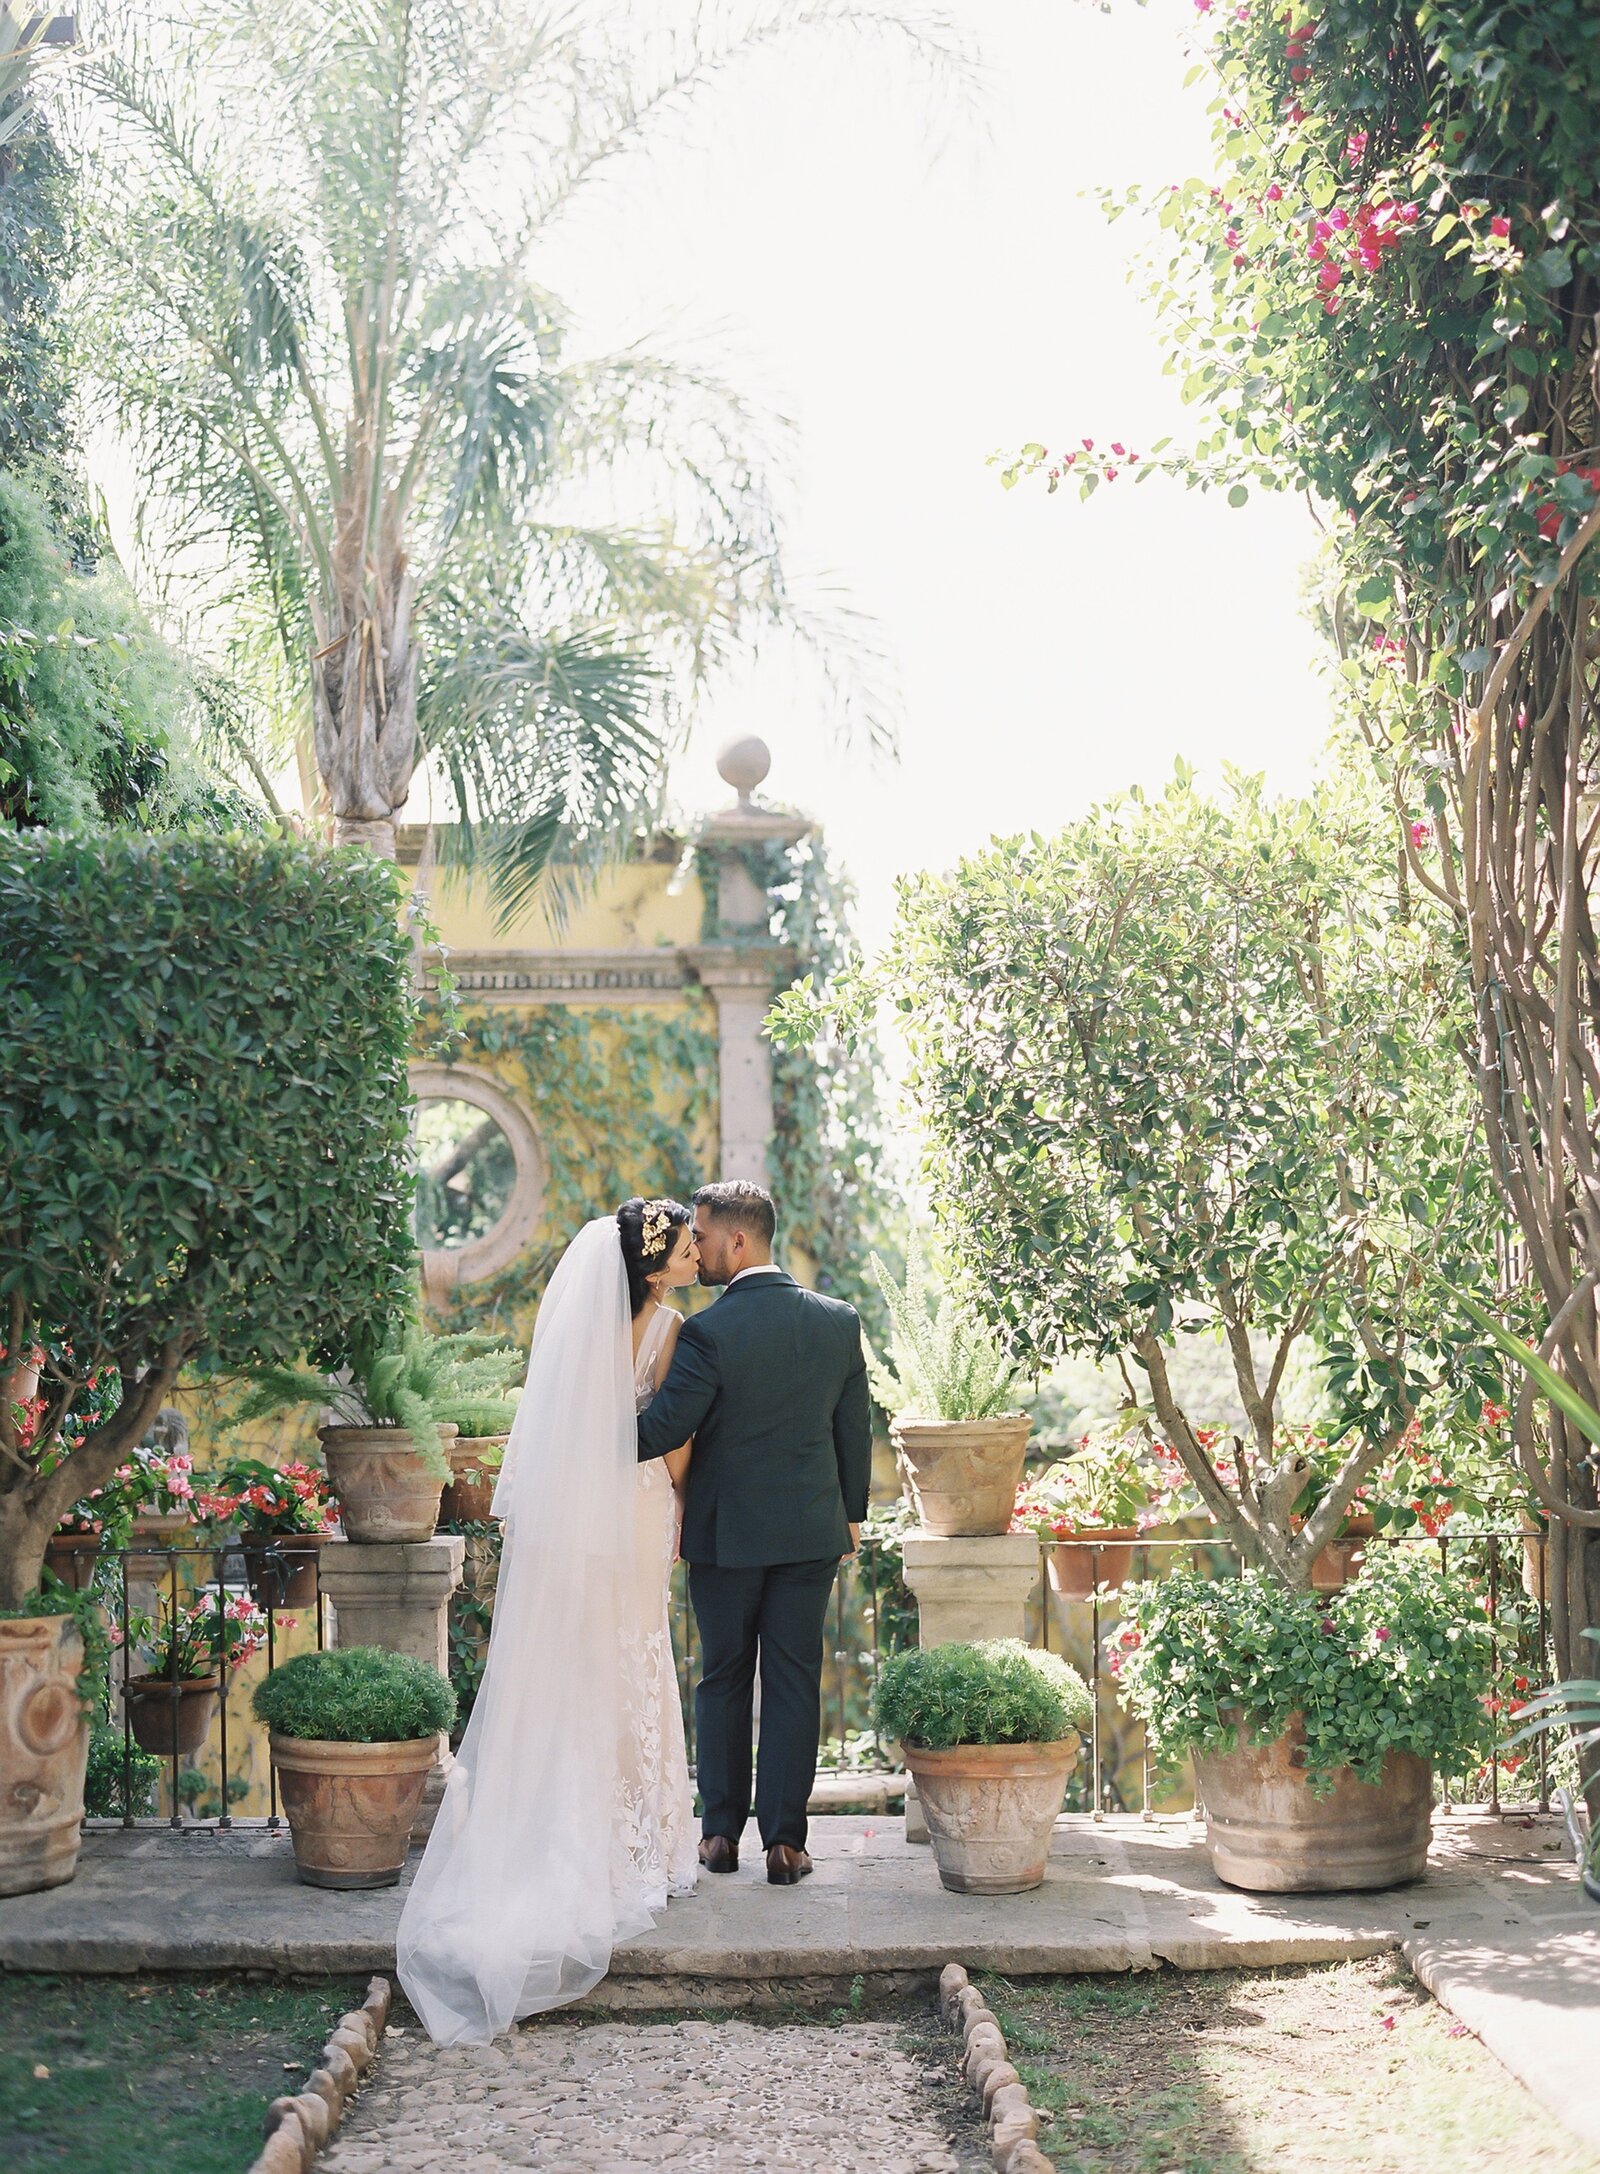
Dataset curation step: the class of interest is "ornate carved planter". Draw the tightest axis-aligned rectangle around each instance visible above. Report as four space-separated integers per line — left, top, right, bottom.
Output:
902 1736 1078 1894
1194 1715 1432 1892
892 1416 1033 1538
1045 1530 1137 1601
270 1732 438 1889
240 1534 323 1610
320 1426 455 1545
439 1436 507 1527
0 1614 90 1897
124 1673 220 1758
43 1533 101 1593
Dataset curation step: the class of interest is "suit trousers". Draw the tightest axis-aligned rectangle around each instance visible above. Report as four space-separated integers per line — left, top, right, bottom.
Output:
688 1555 841 1852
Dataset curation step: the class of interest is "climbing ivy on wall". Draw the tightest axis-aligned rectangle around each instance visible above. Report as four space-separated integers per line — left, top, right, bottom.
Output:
423 1001 717 1339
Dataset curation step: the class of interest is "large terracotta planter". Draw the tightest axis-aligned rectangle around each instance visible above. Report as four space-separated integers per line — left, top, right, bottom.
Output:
43 1532 101 1593
0 1615 90 1897
1045 1530 1137 1601
439 1436 507 1527
124 1674 220 1758
892 1415 1033 1538
240 1533 323 1609
270 1732 438 1889
1519 1517 1548 1604
902 1736 1078 1894
320 1425 455 1544
1194 1715 1432 1893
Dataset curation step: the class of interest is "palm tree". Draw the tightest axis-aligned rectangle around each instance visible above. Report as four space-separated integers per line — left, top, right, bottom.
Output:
69 0 970 909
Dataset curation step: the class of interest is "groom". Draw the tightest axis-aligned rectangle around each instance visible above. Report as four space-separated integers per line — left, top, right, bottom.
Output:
637 1180 871 1885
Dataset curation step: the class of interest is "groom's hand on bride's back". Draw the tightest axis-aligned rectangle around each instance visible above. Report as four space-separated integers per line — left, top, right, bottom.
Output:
841 1521 859 1559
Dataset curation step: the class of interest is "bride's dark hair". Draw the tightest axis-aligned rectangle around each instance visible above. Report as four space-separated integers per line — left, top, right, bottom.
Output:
616 1197 693 1317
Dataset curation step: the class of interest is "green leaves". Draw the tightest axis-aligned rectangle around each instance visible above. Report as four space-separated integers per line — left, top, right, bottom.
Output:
873 1638 1091 1750
1117 1553 1495 1789
868 1235 1022 1421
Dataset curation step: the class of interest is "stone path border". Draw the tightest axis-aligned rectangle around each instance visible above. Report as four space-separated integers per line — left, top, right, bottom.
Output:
939 1961 1053 2174
247 1975 392 2174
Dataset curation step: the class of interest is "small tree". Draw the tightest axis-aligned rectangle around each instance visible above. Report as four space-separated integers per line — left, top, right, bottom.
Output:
0 833 417 1606
775 772 1500 1588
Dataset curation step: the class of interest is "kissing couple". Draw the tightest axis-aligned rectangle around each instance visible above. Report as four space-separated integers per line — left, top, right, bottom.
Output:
396 1180 872 2045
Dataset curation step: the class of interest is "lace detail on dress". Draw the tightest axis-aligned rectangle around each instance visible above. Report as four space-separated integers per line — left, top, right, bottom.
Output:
615 1308 699 1905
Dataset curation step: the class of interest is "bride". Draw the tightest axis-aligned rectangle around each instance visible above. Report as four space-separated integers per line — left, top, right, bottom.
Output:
397 1199 701 2044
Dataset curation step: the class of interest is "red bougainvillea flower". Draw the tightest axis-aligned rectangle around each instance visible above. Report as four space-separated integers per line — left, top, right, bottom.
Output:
1374 1624 1392 1642
1490 214 1511 238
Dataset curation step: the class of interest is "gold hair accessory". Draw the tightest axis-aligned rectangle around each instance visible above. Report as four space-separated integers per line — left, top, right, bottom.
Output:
640 1203 671 1259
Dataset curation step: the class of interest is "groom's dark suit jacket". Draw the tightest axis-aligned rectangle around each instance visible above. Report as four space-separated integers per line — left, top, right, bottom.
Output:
636 1269 871 1567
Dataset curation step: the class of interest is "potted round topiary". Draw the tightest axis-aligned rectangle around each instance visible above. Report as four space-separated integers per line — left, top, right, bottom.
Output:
1012 1436 1159 1601
253 1645 457 1888
1114 1550 1494 1893
871 1244 1030 1537
873 1638 1091 1893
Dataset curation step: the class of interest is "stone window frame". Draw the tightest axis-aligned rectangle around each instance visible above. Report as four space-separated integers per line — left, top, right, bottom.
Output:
408 1059 546 1290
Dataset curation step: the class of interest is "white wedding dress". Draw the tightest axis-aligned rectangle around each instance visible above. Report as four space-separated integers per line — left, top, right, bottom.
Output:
397 1219 698 2046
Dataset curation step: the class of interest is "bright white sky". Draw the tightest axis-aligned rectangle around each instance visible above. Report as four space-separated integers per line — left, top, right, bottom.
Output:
532 0 1331 945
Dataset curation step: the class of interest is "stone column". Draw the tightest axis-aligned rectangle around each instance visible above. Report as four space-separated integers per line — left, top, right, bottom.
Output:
319 1535 465 1841
898 1533 1042 1843
687 948 795 1188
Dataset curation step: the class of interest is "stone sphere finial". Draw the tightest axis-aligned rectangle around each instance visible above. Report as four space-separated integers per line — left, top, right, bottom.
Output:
716 733 771 807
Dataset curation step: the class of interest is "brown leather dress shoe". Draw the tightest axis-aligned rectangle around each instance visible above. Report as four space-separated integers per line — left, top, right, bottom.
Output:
766 1844 813 1885
699 1836 738 1874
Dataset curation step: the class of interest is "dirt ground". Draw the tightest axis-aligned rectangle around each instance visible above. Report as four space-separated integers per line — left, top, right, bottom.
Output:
979 1957 1600 2174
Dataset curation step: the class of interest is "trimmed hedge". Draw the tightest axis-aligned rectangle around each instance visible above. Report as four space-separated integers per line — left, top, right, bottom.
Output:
0 834 418 1601
873 1638 1091 1750
253 1646 457 1743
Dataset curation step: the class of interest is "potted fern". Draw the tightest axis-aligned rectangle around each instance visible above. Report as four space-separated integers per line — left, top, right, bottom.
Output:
871 1242 1029 1536
233 1322 521 1544
435 1394 519 1524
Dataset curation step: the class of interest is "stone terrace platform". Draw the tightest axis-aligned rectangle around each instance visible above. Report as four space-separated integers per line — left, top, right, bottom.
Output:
2 1811 1595 2149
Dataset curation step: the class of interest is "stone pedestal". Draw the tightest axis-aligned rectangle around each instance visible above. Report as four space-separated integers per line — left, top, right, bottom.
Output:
899 1532 1041 1844
319 1536 464 1841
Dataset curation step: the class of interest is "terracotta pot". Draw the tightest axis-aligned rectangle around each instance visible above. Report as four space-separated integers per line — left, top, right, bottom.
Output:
240 1533 323 1609
125 1510 194 1582
270 1732 438 1889
0 1615 90 1897
319 1425 455 1544
1194 1714 1432 1893
1045 1530 1137 1601
43 1532 101 1593
124 1674 220 1758
1298 1513 1375 1593
891 1415 1033 1538
902 1736 1079 1894
439 1435 507 1526
2 1360 40 1406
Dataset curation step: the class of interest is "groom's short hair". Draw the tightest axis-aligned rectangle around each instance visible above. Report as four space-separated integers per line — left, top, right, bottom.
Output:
694 1180 776 1245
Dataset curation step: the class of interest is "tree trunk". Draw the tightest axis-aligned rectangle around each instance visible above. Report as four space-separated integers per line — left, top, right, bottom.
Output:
312 540 419 860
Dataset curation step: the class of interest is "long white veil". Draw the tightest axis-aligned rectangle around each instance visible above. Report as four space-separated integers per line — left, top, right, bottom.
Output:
397 1217 655 2044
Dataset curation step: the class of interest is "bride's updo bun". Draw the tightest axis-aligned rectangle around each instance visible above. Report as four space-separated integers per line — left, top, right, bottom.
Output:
616 1196 692 1317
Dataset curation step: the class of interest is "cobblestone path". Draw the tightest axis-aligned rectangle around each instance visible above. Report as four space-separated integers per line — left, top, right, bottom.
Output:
321 2017 971 2174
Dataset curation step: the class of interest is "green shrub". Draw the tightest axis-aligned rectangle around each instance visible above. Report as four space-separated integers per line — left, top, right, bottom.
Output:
0 833 417 1605
869 1236 1021 1421
253 1646 456 1744
433 1396 517 1442
873 1638 1090 1750
84 1719 160 1819
1115 1550 1495 1790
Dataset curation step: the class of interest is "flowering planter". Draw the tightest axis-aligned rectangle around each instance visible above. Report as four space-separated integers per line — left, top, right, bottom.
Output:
269 1732 438 1889
240 1534 323 1609
0 1615 90 1896
902 1737 1079 1893
892 1415 1033 1537
1194 1715 1432 1893
439 1435 507 1526
124 1674 221 1759
43 1533 101 1593
1045 1530 1137 1601
319 1425 455 1544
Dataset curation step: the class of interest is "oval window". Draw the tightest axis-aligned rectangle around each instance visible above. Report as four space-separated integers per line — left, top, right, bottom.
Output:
407 1063 545 1290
